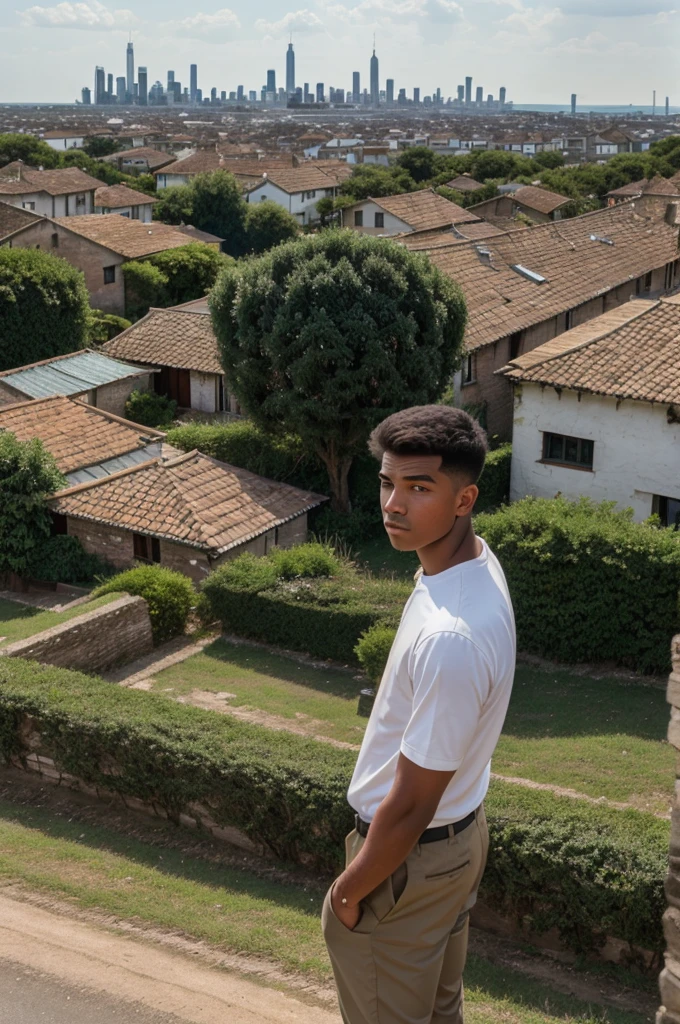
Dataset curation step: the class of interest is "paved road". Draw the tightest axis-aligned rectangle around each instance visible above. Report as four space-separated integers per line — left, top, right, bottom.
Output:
0 892 339 1024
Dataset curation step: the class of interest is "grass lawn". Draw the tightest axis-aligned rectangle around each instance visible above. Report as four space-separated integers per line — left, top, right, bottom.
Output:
0 593 122 648
0 797 649 1024
351 533 419 580
150 640 673 814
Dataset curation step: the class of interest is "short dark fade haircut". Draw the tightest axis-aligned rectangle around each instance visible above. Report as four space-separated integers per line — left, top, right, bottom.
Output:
369 405 488 483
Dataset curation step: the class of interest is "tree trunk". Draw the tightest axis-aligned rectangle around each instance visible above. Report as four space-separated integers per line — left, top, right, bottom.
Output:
318 446 353 514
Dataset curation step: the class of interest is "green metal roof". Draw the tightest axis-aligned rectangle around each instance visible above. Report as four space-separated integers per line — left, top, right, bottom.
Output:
1 350 147 400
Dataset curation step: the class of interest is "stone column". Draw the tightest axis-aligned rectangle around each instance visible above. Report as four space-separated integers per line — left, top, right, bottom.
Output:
659 636 680 1023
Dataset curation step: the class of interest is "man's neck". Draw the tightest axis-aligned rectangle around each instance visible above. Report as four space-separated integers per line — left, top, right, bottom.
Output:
417 518 482 578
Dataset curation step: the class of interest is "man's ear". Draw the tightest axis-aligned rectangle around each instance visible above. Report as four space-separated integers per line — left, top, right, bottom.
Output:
455 483 479 517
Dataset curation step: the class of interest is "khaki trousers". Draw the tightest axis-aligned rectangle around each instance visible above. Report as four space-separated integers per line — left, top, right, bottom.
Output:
322 806 488 1024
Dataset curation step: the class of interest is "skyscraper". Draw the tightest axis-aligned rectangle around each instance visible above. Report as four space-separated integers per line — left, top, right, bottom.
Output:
352 71 360 104
126 39 134 100
94 66 105 105
414 87 420 104
267 69 276 95
286 42 295 95
316 82 324 103
116 76 126 104
370 43 379 106
167 70 175 94
475 86 483 106
571 93 577 115
190 64 198 104
138 67 148 105
237 84 244 101
82 87 91 105
457 84 465 103
386 78 394 106
499 86 506 106
107 72 114 100
465 76 472 105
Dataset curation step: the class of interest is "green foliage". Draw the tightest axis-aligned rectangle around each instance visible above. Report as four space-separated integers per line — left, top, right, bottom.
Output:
0 432 66 575
122 243 228 319
338 164 416 200
153 184 194 225
124 389 177 428
245 200 299 254
475 497 680 674
86 309 131 343
200 545 410 664
0 658 669 955
354 623 396 685
23 535 115 585
315 196 336 225
475 443 511 513
209 231 467 512
93 565 194 644
190 171 248 257
395 146 440 183
82 136 120 158
0 133 59 168
650 135 680 171
0 248 90 371
532 151 565 170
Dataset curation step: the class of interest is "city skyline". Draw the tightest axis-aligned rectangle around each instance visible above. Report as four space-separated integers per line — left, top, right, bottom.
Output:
0 0 677 106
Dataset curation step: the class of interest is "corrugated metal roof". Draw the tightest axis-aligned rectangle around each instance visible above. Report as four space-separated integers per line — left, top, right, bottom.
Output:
66 442 165 485
1 350 148 400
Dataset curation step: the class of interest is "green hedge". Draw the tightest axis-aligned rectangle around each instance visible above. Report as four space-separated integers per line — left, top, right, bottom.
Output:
24 535 115 586
93 565 195 645
201 544 409 664
476 497 680 675
0 658 668 958
475 442 511 513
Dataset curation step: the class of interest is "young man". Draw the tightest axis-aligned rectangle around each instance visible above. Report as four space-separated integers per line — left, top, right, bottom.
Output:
322 405 516 1024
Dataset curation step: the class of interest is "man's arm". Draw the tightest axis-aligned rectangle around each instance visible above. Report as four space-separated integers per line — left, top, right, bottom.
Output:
331 753 455 929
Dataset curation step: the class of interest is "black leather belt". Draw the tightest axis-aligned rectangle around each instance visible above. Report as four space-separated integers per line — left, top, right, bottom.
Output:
355 808 477 844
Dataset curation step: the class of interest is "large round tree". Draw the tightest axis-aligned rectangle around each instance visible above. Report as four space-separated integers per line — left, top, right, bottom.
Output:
0 248 90 371
210 231 467 512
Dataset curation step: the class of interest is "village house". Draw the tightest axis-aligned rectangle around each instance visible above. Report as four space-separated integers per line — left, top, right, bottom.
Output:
607 173 680 206
41 130 85 152
444 174 485 195
103 302 238 414
94 184 158 223
498 295 680 526
48 449 327 583
0 395 167 485
341 188 482 236
154 150 297 190
105 147 175 175
0 213 194 316
0 162 101 217
246 165 349 225
174 224 224 249
0 350 153 417
419 198 680 438
469 185 571 225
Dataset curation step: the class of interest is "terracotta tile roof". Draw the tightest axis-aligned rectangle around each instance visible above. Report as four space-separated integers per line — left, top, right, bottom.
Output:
0 396 164 475
251 164 348 194
0 200 43 239
423 202 680 351
175 224 224 244
103 307 222 375
642 175 680 197
365 189 480 231
511 185 571 215
108 147 175 170
397 220 507 250
157 152 295 180
498 296 680 404
0 163 101 196
49 450 327 554
606 179 646 199
50 214 192 259
94 184 159 208
444 175 485 193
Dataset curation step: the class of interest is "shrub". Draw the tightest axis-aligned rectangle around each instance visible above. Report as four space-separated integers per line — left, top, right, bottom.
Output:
24 535 115 586
475 443 511 513
201 544 409 664
125 390 177 428
475 497 680 674
93 565 194 644
0 432 65 575
355 623 397 685
0 658 668 958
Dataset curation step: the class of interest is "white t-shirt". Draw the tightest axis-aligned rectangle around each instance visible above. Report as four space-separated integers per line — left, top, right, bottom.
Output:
348 538 516 827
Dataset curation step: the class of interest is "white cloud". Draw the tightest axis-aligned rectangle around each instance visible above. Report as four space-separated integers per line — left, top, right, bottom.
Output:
255 9 323 36
165 7 241 40
323 0 462 25
501 5 563 34
17 1 136 29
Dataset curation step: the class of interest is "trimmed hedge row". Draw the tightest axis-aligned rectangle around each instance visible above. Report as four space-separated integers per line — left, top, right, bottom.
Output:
475 442 511 513
476 497 680 675
0 658 668 958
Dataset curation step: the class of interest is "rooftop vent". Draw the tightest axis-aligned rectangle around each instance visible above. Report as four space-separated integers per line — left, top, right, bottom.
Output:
511 264 547 284
590 234 614 245
476 245 493 264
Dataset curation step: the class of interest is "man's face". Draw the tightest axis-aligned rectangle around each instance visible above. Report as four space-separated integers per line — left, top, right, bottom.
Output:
379 451 477 553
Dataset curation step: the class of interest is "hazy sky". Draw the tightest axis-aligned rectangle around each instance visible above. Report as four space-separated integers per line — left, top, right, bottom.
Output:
0 0 678 105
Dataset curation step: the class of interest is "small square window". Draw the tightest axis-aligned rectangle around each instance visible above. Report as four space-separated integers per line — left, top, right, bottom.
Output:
354 210 364 227
103 265 116 285
543 432 593 470
51 233 59 248
22 202 35 211
374 212 384 228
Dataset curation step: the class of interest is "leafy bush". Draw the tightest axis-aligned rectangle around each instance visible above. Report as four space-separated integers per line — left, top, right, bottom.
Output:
0 433 65 575
0 658 668 957
93 565 194 644
24 535 115 586
201 544 410 664
355 623 397 685
475 443 511 513
123 243 228 319
87 310 131 344
125 390 177 428
475 497 680 674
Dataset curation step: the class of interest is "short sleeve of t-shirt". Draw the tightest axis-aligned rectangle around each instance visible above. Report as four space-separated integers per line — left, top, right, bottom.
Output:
400 631 491 772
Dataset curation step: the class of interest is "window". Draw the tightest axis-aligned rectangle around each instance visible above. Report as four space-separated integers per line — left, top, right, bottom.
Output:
22 202 35 211
305 190 316 199
76 193 86 207
462 354 476 385
542 432 594 470
654 495 680 530
51 233 59 248
354 210 364 227
565 309 573 331
103 265 116 285
643 271 653 292
665 261 674 291
133 533 161 563
509 332 522 360
131 206 140 220
121 211 130 218
374 212 384 229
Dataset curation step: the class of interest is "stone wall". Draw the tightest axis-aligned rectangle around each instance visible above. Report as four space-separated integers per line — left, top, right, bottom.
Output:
659 635 680 1023
0 595 153 674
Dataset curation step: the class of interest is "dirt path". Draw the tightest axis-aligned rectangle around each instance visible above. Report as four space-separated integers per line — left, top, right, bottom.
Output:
0 890 339 1024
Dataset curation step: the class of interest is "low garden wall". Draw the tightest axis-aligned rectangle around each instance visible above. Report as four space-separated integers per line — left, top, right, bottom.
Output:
0 595 153 674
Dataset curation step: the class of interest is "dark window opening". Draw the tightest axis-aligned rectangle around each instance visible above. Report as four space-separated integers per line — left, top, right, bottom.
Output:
374 212 384 228
50 512 68 536
509 332 522 359
103 265 116 284
354 210 363 227
155 366 191 408
565 309 574 331
542 432 594 469
655 495 680 530
644 271 653 292
51 233 59 248
133 533 161 563
463 354 475 384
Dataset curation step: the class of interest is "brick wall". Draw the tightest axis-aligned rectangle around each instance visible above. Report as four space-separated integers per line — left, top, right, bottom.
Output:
0 594 152 673
658 636 680 1022
67 518 134 569
160 539 211 584
0 382 26 408
95 374 152 418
